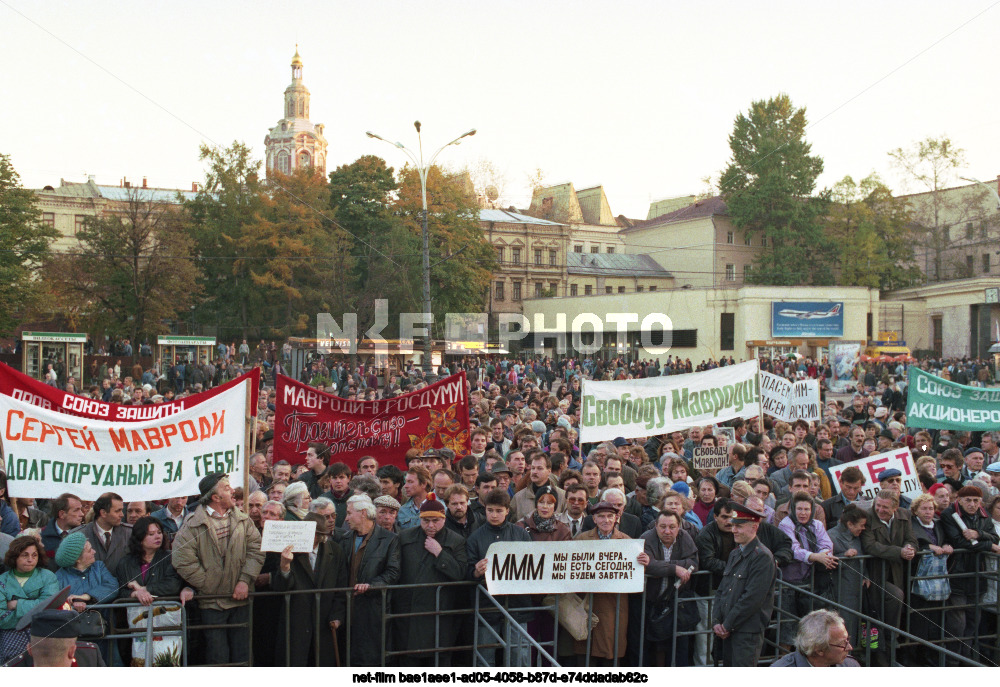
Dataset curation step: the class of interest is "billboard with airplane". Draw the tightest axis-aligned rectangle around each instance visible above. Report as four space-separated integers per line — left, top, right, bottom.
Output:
771 301 844 337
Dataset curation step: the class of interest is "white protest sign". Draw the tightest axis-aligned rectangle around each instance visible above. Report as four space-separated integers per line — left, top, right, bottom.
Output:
1 381 248 501
830 447 920 503
484 539 644 595
693 446 729 471
759 371 821 422
581 361 760 443
260 519 317 553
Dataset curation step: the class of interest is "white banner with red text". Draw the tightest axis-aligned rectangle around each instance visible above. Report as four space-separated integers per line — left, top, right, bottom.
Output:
1 380 249 500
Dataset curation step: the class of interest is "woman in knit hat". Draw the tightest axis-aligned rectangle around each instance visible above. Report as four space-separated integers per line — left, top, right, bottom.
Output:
54 531 118 612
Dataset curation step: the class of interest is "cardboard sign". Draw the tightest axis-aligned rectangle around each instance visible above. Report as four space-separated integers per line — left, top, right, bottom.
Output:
260 519 317 553
485 539 644 595
830 447 920 503
760 371 821 422
693 446 729 471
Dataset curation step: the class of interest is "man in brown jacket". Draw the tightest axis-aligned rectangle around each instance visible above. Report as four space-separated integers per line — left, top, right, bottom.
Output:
172 473 264 665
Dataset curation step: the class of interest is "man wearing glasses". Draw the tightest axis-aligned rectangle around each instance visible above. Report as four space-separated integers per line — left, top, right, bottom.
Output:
771 609 860 667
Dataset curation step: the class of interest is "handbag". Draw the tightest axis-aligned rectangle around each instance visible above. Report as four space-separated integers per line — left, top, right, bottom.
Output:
646 588 699 643
543 593 598 641
912 553 951 601
75 609 106 638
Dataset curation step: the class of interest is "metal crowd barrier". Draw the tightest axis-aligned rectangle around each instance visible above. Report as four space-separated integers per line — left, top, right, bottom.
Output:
88 549 999 667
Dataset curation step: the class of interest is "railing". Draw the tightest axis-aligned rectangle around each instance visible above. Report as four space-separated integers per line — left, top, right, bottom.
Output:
42 549 998 667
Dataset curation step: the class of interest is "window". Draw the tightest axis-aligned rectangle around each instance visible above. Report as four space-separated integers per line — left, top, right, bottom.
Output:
984 254 991 273
744 264 751 282
605 286 613 294
967 255 975 273
636 286 644 292
761 236 767 247
607 246 615 254
590 246 600 253
42 212 55 228
584 285 593 295
721 313 735 351
649 285 657 292
496 246 504 263
74 214 87 235
495 281 504 301
574 245 583 253
549 250 557 266
534 282 543 297
982 223 989 239
618 286 625 293
745 233 752 246
725 264 735 281
512 281 522 301
511 248 521 264
570 284 578 296
966 222 974 239
534 249 542 266
726 231 734 244
550 282 558 293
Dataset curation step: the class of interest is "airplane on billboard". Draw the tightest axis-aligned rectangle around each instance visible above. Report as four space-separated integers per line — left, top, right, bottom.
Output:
777 304 842 320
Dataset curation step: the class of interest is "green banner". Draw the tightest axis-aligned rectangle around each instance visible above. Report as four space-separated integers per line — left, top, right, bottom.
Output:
906 367 1000 430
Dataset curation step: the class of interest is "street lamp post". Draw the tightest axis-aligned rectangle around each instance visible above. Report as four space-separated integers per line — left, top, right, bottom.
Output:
366 122 476 381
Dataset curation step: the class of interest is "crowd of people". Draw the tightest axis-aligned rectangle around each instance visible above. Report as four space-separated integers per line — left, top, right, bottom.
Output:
1 349 999 668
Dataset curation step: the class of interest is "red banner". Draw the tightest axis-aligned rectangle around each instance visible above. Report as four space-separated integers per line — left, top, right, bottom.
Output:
274 372 469 468
0 362 260 421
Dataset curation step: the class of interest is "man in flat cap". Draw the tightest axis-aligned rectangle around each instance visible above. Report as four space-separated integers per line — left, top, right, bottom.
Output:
711 502 776 666
876 468 911 510
172 472 264 665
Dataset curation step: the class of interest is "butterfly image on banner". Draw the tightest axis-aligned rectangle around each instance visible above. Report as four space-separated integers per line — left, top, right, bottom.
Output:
428 405 462 435
408 403 468 454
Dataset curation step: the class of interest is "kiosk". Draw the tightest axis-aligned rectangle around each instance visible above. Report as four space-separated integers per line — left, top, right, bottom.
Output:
157 336 217 367
21 332 86 383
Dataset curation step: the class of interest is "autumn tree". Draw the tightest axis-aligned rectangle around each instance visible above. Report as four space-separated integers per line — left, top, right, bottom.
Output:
827 174 921 290
888 136 989 282
0 154 57 336
46 188 201 344
719 94 833 285
183 142 268 340
396 164 498 336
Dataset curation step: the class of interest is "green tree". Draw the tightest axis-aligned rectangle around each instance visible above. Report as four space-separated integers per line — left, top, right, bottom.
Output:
396 164 498 335
888 136 987 282
0 154 57 336
183 142 268 340
327 156 419 364
719 94 832 285
827 174 921 290
46 188 201 343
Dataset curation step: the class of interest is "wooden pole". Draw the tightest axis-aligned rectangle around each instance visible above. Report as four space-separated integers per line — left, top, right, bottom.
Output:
243 376 252 513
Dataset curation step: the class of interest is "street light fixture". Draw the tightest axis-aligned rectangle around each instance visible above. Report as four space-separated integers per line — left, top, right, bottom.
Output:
365 123 477 381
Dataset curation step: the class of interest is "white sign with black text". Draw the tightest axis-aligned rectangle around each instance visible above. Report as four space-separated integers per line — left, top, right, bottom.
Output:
484 539 644 595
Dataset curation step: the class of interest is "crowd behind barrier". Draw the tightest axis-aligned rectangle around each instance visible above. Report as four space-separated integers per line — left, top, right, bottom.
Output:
1 348 1000 667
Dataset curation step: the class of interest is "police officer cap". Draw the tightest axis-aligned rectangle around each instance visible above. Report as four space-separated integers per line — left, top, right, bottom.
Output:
24 610 82 639
877 468 902 482
730 502 764 524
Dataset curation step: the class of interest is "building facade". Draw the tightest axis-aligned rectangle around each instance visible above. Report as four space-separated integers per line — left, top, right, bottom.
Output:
264 47 328 178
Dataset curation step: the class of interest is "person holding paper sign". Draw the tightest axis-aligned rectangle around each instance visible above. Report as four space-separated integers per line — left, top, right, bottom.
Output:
272 512 349 666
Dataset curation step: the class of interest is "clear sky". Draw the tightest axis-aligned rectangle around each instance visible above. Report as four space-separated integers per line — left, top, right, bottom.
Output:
2 0 997 219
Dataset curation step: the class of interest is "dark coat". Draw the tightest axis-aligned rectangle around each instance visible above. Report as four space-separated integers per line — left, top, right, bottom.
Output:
695 521 735 593
517 514 571 542
271 539 349 666
859 507 917 589
114 550 183 599
640 527 699 601
71 521 132 574
757 521 794 567
392 526 468 655
340 525 400 666
466 521 533 624
445 510 483 539
711 537 776 635
940 504 999 594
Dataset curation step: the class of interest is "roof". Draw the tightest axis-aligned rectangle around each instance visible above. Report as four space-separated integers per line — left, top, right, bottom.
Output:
479 209 566 226
567 252 672 278
95 185 200 203
624 195 728 231
576 186 616 226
